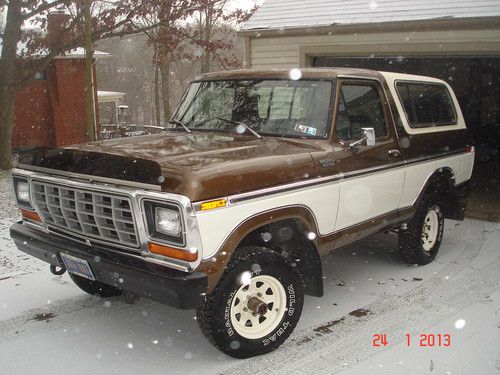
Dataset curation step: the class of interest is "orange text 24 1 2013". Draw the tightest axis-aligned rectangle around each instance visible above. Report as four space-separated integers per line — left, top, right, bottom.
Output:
372 333 452 348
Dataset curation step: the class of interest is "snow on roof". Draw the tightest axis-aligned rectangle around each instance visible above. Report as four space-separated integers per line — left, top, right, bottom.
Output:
54 47 110 59
242 0 500 31
97 90 125 97
97 90 125 103
0 40 109 59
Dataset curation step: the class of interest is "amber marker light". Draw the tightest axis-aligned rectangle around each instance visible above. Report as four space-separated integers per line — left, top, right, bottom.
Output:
200 199 228 211
148 242 198 262
21 209 41 222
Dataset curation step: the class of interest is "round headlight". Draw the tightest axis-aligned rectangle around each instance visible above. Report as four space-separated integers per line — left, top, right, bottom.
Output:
155 207 182 237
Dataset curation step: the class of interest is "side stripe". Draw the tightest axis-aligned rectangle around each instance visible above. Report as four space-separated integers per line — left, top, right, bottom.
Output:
193 149 468 211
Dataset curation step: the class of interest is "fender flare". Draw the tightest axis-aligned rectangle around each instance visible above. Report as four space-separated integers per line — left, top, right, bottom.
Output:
413 167 467 220
197 205 323 295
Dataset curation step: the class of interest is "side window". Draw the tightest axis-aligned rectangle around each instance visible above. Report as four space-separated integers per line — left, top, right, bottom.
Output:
335 84 388 141
396 82 457 128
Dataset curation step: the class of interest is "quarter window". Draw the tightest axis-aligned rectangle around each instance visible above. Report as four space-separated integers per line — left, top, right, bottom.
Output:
335 84 388 141
396 82 457 128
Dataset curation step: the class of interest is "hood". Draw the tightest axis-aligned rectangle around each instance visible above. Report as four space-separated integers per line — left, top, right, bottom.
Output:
18 131 322 201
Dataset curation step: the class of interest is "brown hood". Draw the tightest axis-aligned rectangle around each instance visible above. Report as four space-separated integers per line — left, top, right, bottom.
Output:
29 131 321 201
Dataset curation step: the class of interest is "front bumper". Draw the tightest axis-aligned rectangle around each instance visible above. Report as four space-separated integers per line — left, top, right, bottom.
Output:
10 222 207 309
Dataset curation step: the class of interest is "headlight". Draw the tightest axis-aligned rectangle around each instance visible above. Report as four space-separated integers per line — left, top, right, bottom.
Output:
13 177 33 210
155 207 182 236
16 181 30 202
143 201 185 245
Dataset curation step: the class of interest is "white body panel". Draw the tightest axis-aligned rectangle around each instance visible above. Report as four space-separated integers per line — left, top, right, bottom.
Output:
400 152 473 207
196 182 340 259
379 71 468 135
336 168 405 230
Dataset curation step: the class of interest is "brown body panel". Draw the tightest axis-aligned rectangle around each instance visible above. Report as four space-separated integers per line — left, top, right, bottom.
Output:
72 132 320 202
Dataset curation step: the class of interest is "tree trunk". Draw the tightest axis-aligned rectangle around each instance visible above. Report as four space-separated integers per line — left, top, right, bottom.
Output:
159 58 172 122
0 92 16 170
153 44 162 127
83 0 96 141
0 0 23 170
200 5 212 74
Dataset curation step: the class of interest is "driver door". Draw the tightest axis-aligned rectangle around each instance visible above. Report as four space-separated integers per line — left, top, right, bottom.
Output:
334 79 405 231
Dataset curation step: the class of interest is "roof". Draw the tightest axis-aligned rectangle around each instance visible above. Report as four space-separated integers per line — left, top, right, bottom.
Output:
242 0 500 31
200 68 452 88
54 47 110 59
97 90 125 103
200 67 382 80
0 42 110 59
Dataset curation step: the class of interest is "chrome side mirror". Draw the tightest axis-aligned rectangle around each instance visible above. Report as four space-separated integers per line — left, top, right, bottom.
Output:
349 127 375 148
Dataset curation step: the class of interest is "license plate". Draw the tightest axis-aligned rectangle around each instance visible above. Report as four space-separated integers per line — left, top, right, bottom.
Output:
60 253 95 281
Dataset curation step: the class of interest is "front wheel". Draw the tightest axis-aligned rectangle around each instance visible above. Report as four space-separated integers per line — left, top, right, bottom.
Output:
398 197 444 265
196 247 304 358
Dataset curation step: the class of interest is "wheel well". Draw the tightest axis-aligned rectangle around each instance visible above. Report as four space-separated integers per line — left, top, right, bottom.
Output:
238 219 323 297
421 168 465 221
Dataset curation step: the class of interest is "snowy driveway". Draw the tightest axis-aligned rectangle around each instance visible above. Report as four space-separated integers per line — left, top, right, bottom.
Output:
0 175 499 374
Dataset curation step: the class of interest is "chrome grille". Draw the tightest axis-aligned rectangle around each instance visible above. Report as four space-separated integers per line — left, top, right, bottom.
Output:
31 181 139 248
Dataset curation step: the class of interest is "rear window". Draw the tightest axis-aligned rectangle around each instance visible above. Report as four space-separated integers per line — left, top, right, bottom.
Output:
396 82 457 128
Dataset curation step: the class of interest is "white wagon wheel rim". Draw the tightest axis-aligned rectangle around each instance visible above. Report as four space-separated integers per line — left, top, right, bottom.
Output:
422 208 439 252
230 274 287 339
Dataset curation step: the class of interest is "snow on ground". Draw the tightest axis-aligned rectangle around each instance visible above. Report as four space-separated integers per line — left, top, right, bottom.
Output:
0 171 499 374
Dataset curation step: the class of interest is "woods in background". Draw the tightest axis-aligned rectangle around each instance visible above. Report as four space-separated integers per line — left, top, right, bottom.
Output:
105 0 256 126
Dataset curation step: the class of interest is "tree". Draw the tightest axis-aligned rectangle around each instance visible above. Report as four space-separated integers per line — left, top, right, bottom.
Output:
0 0 188 170
194 0 257 74
140 0 197 123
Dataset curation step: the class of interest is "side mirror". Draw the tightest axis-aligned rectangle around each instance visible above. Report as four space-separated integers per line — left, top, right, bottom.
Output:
349 127 375 148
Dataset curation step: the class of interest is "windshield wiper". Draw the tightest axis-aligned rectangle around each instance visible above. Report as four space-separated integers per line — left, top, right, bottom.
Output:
216 117 262 139
166 120 192 134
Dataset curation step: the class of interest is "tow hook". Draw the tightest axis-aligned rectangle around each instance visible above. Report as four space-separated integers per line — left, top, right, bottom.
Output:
50 264 66 276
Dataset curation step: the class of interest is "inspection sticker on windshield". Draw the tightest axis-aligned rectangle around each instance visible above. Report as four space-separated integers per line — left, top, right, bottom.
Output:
294 124 317 136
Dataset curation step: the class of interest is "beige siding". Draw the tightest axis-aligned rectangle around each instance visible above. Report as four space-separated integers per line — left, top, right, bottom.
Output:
249 28 500 69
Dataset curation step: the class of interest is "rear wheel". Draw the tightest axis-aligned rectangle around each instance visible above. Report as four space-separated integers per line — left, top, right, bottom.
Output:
398 196 444 265
69 273 122 298
196 247 304 358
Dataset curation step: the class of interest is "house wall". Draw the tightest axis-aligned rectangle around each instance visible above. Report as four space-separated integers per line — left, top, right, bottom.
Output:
13 58 99 149
13 80 54 149
48 59 88 146
248 28 500 69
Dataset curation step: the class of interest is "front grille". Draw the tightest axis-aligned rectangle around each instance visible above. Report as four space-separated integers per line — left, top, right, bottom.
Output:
31 181 139 248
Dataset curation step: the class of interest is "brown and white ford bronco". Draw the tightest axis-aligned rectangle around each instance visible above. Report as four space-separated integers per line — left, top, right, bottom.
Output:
10 68 474 358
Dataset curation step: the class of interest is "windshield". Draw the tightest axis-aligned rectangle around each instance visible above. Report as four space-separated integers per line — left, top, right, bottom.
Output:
172 79 334 138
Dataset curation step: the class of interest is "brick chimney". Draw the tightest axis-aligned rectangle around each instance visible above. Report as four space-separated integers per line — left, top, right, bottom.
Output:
46 11 72 46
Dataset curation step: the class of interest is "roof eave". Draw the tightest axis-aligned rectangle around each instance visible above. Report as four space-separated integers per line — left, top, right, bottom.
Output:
238 16 500 38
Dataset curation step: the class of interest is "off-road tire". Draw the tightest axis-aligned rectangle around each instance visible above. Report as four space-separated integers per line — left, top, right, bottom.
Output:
196 246 304 358
69 273 122 298
398 196 444 265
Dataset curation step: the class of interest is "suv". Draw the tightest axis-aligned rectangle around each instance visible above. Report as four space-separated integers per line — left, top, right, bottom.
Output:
10 68 474 358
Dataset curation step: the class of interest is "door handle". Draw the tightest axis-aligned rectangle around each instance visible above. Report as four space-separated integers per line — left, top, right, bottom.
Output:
388 149 401 157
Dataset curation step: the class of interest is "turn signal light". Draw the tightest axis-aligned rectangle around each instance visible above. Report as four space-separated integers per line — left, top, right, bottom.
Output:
200 199 228 211
148 242 198 262
21 209 41 222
